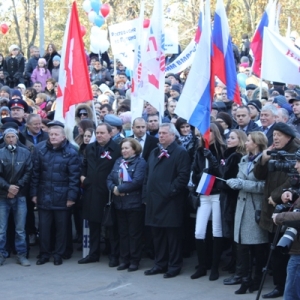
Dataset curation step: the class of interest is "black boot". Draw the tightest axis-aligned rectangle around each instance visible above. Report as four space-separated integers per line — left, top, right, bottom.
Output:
209 237 223 281
235 277 254 294
190 239 207 279
252 243 267 291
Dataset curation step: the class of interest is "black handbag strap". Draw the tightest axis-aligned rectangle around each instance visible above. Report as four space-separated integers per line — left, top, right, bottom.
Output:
250 194 257 210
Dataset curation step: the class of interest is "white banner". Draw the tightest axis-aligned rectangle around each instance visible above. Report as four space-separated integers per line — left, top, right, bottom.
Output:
108 19 178 55
165 39 197 74
262 27 300 85
108 19 137 55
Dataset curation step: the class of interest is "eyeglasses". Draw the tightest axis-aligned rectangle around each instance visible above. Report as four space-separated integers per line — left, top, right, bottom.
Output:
79 113 88 117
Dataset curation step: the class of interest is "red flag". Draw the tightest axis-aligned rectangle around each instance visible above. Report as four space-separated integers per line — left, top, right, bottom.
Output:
59 2 92 117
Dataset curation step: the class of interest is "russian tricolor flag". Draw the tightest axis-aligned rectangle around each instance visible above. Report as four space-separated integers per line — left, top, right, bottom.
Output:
120 162 132 182
196 173 216 196
212 0 241 105
194 0 204 43
250 5 270 77
175 0 212 147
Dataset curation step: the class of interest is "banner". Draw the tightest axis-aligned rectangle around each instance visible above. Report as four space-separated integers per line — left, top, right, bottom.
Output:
261 27 300 85
109 19 178 55
165 39 197 73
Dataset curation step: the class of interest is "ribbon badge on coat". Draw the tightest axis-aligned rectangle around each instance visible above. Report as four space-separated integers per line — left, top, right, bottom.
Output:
158 149 170 159
101 151 112 160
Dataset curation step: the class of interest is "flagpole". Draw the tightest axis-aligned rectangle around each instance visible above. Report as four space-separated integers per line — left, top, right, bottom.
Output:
114 56 117 77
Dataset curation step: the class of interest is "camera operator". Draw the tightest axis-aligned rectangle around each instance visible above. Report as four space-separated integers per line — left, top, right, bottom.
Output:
272 152 300 300
254 122 300 298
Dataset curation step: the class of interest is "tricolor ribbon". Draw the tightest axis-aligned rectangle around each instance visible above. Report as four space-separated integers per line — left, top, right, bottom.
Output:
158 149 170 159
101 151 112 160
119 160 132 182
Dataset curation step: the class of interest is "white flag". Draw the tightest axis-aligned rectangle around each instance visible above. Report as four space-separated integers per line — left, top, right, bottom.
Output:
262 27 300 85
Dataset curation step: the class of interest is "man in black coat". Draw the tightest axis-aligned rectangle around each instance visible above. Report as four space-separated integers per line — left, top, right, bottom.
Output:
131 117 158 162
78 123 121 264
234 105 259 134
31 124 80 266
25 46 40 85
143 123 190 278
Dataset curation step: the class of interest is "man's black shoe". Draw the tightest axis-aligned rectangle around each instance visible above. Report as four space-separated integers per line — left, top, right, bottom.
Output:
54 257 63 265
109 258 119 267
117 263 130 270
223 275 242 285
144 267 167 276
262 288 284 299
78 255 99 264
36 257 49 265
163 271 180 279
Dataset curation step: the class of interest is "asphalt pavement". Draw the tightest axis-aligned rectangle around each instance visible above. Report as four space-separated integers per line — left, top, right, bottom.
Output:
0 244 281 300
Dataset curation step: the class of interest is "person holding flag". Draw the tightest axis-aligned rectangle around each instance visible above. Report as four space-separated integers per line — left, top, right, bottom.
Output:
107 138 147 272
190 123 226 281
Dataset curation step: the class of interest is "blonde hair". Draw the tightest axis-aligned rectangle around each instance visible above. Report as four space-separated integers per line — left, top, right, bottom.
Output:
230 129 247 155
248 131 268 153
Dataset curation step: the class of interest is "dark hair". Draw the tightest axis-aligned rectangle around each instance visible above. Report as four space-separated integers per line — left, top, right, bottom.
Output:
46 78 56 85
147 113 159 121
175 117 195 135
41 118 51 126
25 87 37 101
78 119 95 132
236 105 250 114
117 105 130 115
120 138 142 156
100 104 112 111
97 122 112 133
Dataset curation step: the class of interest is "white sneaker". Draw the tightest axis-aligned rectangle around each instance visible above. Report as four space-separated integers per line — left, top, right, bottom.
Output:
17 255 31 266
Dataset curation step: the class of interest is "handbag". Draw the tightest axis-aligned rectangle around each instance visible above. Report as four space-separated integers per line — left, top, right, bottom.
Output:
188 191 200 210
251 195 261 224
102 191 115 227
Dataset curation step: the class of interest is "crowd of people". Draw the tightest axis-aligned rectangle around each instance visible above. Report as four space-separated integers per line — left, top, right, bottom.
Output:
0 36 300 300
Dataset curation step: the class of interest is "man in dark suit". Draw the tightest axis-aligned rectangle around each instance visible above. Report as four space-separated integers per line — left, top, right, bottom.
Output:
234 105 259 134
259 105 277 146
131 117 158 162
78 123 121 264
143 123 190 278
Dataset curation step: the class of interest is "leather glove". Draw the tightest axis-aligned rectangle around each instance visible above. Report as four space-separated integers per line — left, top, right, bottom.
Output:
226 178 243 190
203 148 218 168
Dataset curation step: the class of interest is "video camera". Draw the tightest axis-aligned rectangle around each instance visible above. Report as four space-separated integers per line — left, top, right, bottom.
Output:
267 150 300 187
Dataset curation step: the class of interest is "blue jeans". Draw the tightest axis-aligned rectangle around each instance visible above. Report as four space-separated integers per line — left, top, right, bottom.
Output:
0 197 27 257
284 254 300 300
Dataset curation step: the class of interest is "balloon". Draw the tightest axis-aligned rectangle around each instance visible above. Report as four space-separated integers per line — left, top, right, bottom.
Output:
143 19 150 28
91 26 102 37
82 0 92 13
80 25 87 37
90 0 101 13
237 73 248 89
90 39 102 53
0 23 9 35
100 3 110 18
99 39 110 53
94 15 104 28
88 11 97 23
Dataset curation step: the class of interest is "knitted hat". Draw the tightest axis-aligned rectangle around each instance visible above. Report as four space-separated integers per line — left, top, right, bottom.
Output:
3 128 19 139
38 58 47 65
11 89 22 99
9 45 19 53
170 84 181 94
52 55 61 62
273 95 288 107
0 86 11 97
247 100 262 112
216 112 233 128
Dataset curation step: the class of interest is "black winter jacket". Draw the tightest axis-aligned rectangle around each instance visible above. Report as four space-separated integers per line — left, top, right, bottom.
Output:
0 146 32 198
30 139 81 210
107 156 146 210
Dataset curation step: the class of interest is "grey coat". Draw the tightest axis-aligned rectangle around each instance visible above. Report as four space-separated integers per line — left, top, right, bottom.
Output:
234 154 268 244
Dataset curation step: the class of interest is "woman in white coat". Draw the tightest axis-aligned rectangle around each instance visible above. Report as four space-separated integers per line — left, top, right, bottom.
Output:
226 131 269 294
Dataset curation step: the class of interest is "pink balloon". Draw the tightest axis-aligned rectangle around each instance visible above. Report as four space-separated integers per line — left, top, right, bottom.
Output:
0 23 9 35
80 25 87 37
143 19 150 29
100 4 110 18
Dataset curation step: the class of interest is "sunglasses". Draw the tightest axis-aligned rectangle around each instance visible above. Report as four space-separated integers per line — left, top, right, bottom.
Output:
79 113 88 116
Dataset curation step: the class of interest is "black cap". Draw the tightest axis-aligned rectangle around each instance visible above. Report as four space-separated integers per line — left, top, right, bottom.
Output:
8 99 29 113
288 96 300 104
1 117 22 127
47 120 65 128
1 121 19 131
273 122 296 139
246 84 257 91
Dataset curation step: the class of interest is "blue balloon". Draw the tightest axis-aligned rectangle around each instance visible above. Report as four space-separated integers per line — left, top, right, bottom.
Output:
94 15 104 27
90 0 101 13
237 73 247 89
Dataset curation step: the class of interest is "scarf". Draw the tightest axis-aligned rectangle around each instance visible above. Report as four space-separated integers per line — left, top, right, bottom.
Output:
39 68 46 76
178 132 193 149
118 156 136 184
247 152 261 174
